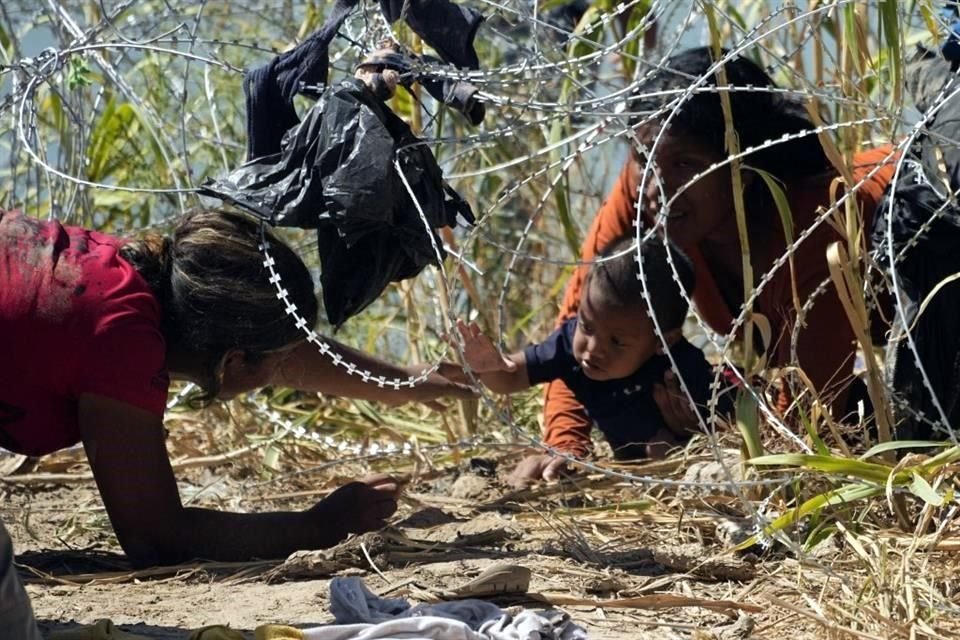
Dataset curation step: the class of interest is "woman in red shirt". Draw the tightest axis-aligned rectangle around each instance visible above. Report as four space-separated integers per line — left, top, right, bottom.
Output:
510 47 898 485
0 209 472 565
1 207 475 637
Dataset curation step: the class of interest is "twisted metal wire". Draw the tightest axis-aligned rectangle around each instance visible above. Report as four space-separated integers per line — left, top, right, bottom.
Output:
2 0 958 606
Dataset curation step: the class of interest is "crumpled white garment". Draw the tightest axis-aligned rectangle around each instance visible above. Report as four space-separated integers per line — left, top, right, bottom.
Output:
296 616 490 640
291 576 588 640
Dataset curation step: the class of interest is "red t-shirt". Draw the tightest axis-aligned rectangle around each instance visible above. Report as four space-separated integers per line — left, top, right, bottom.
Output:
0 212 169 456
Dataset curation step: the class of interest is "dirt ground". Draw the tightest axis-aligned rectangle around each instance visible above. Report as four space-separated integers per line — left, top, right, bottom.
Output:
1 440 955 640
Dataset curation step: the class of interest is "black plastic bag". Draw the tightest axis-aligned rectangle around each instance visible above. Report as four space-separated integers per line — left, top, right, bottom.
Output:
200 0 479 327
202 78 473 327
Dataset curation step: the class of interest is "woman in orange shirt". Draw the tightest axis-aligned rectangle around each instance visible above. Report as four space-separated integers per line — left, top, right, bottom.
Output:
510 47 897 485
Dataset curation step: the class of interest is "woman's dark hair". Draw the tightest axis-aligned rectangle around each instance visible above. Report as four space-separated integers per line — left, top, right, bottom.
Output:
588 234 695 332
630 46 831 177
120 209 319 401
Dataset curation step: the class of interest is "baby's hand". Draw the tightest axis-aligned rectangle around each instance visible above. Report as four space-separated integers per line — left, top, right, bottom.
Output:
454 319 517 374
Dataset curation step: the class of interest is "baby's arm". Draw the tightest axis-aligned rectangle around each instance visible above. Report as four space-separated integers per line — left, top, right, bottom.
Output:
454 320 531 394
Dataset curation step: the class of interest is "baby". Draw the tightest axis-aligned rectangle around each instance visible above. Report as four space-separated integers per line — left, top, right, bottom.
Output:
457 235 728 460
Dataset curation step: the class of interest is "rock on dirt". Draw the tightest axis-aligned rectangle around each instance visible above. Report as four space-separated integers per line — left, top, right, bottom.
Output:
652 543 757 581
450 473 493 500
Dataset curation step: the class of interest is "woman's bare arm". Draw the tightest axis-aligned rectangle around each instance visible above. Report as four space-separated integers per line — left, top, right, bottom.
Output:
272 336 475 405
78 394 395 566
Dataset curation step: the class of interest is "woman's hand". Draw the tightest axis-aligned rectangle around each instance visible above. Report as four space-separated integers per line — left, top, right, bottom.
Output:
652 370 699 435
392 361 477 410
309 474 400 541
275 338 475 408
506 453 570 488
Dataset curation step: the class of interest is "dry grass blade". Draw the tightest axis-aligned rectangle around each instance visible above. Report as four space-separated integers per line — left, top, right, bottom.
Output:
2 445 263 484
18 559 276 586
531 591 763 615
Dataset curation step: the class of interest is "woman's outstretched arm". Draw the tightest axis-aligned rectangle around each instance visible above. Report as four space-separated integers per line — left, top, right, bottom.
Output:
79 394 397 567
272 335 476 406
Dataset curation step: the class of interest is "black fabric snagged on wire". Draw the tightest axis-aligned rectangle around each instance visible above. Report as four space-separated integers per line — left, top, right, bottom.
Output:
379 0 484 70
243 0 485 157
201 0 477 326
243 0 358 159
872 53 960 440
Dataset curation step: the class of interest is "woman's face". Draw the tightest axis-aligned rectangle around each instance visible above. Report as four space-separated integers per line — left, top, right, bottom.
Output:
216 344 299 400
633 123 740 248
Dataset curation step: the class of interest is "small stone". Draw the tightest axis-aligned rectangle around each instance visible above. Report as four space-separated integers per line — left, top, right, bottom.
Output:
450 473 490 499
584 574 629 594
681 454 743 497
716 613 756 640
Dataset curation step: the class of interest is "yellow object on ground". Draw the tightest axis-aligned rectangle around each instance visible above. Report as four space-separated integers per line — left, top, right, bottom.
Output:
48 621 247 640
48 619 151 640
187 624 246 639
254 625 305 640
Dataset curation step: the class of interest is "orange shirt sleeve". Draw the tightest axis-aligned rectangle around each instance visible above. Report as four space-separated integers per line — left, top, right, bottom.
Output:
543 164 640 456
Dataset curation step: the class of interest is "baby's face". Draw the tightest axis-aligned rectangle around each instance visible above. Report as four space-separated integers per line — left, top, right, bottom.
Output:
572 283 663 382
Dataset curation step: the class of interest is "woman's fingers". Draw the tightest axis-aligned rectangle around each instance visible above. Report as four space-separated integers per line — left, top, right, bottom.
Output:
318 477 401 535
432 369 478 401
445 382 478 400
360 473 398 491
507 454 570 488
506 455 546 488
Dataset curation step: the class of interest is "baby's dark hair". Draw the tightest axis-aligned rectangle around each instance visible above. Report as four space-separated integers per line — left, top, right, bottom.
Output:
587 234 695 331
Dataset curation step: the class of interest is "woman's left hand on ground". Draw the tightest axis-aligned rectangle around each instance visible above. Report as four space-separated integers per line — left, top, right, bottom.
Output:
652 370 699 435
311 473 401 540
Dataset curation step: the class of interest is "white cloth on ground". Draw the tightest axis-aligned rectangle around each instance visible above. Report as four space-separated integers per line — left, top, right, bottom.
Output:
297 617 492 640
290 576 588 640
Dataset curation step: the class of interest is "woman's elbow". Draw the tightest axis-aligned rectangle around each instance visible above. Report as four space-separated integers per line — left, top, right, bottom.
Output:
115 525 188 568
